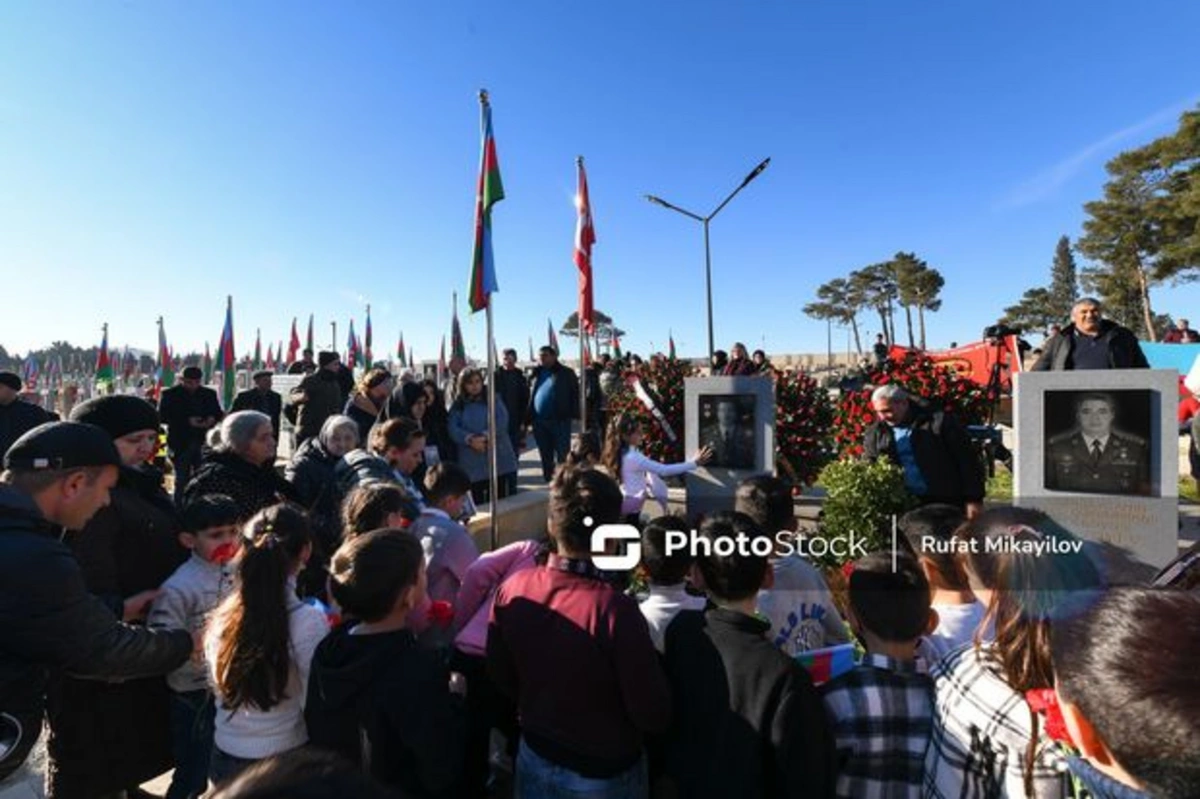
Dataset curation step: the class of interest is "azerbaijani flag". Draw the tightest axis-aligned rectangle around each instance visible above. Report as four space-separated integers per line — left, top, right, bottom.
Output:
364 307 373 368
547 318 559 352
346 320 358 369
794 643 857 686
438 335 447 378
449 298 466 374
253 329 263 371
306 314 315 354
287 317 301 364
574 157 596 334
157 322 175 388
216 297 236 409
265 343 276 373
612 335 623 360
95 325 114 385
202 342 213 384
668 332 676 360
468 90 505 313
397 332 407 368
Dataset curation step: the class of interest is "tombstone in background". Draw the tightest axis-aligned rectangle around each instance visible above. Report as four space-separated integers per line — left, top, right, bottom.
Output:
685 376 775 520
1013 369 1179 575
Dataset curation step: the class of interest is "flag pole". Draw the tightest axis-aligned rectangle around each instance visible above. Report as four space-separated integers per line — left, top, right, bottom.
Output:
576 156 588 435
331 321 337 353
486 301 499 551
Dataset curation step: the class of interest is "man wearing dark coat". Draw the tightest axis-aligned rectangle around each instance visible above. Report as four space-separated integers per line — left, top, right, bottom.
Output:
1031 298 1149 371
0 371 55 457
1046 393 1150 496
157 366 223 503
232 370 283 438
494 348 530 456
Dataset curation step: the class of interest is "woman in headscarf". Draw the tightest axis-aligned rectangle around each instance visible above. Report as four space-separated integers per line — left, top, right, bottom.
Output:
286 414 360 575
47 395 188 798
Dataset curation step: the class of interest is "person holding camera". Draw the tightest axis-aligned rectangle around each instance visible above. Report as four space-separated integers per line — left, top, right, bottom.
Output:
1031 298 1148 371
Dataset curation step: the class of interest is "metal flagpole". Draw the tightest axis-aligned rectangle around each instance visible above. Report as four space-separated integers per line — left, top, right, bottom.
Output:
579 320 587 434
486 302 499 551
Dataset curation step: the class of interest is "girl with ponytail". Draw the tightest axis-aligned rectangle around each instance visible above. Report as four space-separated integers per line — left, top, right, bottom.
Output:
205 503 330 785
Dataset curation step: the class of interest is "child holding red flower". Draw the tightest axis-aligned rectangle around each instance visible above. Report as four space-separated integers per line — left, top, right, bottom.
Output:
923 507 1101 798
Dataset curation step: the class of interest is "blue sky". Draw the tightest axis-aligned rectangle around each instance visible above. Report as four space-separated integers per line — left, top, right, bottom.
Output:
2 1 1199 362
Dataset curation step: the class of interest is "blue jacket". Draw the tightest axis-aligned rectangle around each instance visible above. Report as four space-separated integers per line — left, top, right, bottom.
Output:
448 399 518 482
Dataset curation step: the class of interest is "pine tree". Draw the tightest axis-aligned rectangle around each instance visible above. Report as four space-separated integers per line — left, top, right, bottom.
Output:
1048 236 1078 322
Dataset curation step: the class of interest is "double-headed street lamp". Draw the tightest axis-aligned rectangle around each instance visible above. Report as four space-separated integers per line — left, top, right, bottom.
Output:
645 157 771 362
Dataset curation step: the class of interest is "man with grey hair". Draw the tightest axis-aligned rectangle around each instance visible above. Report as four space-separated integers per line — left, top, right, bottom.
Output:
862 384 985 517
1031 298 1148 370
1162 317 1200 343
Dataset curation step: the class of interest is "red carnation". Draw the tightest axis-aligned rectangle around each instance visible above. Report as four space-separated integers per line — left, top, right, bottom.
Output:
427 600 454 627
1025 689 1071 744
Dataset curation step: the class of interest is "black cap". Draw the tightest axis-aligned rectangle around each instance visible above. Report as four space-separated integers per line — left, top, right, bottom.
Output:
181 366 203 380
4 421 122 472
318 351 339 368
252 370 273 380
70 395 160 440
0 371 21 391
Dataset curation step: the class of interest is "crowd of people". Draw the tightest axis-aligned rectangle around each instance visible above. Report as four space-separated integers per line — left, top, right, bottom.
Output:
0 324 1198 799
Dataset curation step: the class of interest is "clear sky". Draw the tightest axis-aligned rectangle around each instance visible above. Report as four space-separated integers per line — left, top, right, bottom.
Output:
3 1 1199 362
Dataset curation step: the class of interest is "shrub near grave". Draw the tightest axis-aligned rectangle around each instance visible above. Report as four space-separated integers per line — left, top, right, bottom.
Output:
811 458 914 568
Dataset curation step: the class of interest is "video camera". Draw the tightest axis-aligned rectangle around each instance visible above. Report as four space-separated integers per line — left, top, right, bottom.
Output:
982 323 1020 341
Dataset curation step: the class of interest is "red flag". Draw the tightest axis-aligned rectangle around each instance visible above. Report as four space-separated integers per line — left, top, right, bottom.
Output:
287 317 300 364
265 344 276 372
574 157 596 334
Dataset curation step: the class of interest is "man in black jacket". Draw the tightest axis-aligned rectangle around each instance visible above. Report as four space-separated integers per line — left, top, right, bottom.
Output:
494 348 530 457
527 347 579 482
232 370 283 438
0 422 193 784
863 384 985 518
158 366 224 503
0 371 55 457
664 512 834 798
1031 298 1149 371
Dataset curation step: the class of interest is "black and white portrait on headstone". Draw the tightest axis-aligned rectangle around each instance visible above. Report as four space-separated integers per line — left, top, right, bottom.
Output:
698 393 756 469
1044 389 1153 497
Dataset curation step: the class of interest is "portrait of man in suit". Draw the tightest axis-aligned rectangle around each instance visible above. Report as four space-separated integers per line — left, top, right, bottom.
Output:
1045 390 1152 497
698 394 756 469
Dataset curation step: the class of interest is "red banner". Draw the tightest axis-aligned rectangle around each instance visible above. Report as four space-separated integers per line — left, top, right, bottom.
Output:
888 335 1022 390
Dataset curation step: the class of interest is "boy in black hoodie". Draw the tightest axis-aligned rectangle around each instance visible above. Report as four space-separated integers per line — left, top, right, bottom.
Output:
305 529 466 797
664 512 835 798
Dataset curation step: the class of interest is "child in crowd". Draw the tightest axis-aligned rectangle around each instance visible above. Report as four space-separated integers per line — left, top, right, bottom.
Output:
601 413 711 523
899 504 988 661
924 507 1100 798
487 466 668 797
413 462 480 605
450 537 541 797
204 504 330 786
1052 588 1200 799
340 482 421 540
564 429 602 468
306 530 466 798
663 511 834 798
637 515 706 653
821 553 937 798
149 494 242 799
737 475 850 655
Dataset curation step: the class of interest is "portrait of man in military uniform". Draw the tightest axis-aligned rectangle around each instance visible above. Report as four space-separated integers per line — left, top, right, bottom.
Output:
1044 391 1152 496
698 394 757 469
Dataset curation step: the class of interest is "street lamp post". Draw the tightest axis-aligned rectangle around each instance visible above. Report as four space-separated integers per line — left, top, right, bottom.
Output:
646 157 771 363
